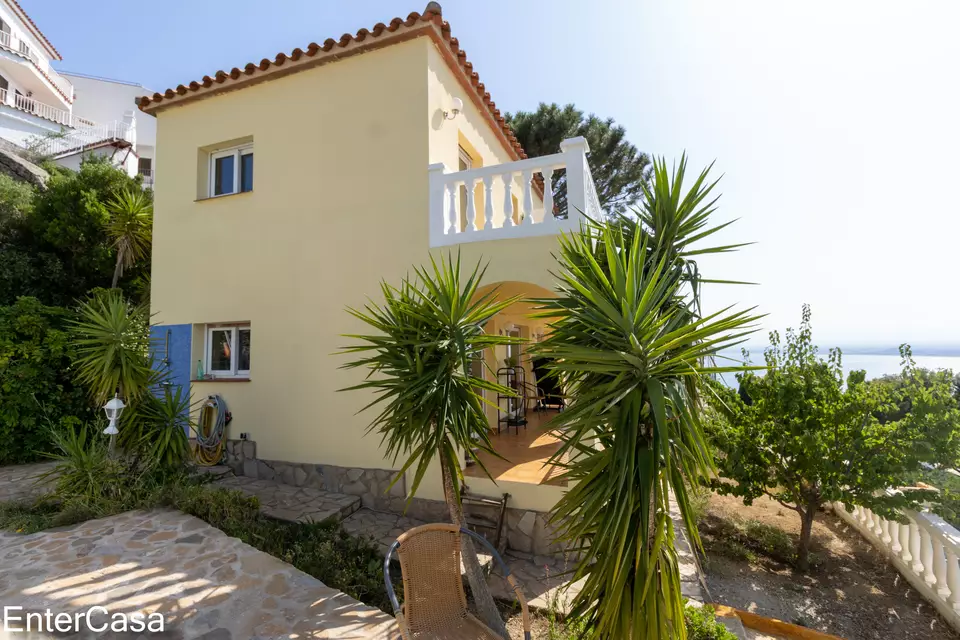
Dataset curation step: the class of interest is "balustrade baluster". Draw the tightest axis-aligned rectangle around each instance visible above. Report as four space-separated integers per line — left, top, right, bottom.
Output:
482 176 494 230
443 183 454 235
448 181 460 234
541 169 554 225
948 550 960 612
921 527 936 584
933 537 950 598
872 512 884 537
890 520 902 554
521 170 534 226
502 173 515 227
881 518 892 545
465 178 477 232
910 521 923 574
900 520 913 563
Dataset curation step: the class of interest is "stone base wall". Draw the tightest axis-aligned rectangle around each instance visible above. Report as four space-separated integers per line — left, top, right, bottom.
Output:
224 439 257 476
230 442 568 556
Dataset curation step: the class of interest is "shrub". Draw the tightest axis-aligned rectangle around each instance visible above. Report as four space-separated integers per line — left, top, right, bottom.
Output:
684 605 738 640
0 297 92 464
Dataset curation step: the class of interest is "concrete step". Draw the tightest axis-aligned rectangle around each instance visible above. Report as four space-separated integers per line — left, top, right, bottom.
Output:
213 475 361 523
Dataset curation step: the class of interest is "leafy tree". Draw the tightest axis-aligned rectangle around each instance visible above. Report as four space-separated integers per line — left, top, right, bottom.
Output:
506 103 651 214
0 297 93 464
340 254 522 638
533 156 759 639
0 158 147 306
708 305 960 569
105 188 153 288
0 173 35 240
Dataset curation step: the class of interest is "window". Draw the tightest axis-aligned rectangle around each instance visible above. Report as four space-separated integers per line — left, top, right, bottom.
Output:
205 325 251 378
138 157 152 177
209 145 253 197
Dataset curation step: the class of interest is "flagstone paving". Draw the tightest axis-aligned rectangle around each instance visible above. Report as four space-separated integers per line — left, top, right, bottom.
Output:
0 462 56 503
213 475 361 524
0 508 399 639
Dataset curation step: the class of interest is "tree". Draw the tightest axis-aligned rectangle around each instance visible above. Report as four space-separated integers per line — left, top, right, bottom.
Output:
0 158 147 306
505 103 651 214
105 188 153 288
533 156 759 639
340 254 522 638
707 305 960 569
0 297 93 464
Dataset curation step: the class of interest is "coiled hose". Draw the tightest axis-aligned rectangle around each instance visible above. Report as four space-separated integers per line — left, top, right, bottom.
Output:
194 394 227 466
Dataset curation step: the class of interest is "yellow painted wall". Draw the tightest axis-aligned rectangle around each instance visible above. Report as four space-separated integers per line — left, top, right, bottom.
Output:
151 36 565 511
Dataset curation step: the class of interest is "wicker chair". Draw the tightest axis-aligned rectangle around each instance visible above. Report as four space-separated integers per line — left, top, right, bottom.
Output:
384 523 531 640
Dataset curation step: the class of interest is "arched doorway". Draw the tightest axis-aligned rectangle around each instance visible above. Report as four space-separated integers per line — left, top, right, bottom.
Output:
464 281 566 486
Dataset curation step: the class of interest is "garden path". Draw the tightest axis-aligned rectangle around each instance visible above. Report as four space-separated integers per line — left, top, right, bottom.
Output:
0 506 399 638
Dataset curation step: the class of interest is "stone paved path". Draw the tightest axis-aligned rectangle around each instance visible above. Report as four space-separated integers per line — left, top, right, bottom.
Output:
0 463 56 503
0 508 398 639
213 475 361 523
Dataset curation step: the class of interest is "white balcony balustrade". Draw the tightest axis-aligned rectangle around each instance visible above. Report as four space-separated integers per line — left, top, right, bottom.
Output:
0 88 90 128
428 137 603 247
0 30 73 101
28 118 134 158
834 500 960 632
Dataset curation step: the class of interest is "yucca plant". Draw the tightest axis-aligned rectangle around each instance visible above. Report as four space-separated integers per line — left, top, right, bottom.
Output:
71 289 154 404
121 385 193 471
340 252 522 638
533 155 762 639
106 188 153 288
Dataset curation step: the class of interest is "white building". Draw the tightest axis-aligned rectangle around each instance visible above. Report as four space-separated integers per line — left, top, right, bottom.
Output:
60 72 156 186
0 0 153 181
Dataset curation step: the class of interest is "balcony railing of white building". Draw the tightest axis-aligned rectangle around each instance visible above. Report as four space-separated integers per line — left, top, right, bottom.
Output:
833 496 960 632
0 88 92 128
428 137 603 248
29 118 135 158
0 30 73 100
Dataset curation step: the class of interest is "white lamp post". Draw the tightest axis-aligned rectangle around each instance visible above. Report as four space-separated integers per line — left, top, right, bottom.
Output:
103 393 126 454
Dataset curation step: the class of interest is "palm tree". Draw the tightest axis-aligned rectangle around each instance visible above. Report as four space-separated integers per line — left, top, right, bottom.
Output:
340 253 522 638
105 188 153 288
71 289 153 404
533 156 761 639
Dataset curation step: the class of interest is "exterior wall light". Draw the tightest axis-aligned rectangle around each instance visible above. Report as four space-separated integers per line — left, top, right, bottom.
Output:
443 97 463 120
103 393 126 436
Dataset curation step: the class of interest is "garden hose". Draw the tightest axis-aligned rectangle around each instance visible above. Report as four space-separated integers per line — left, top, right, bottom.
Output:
194 395 227 466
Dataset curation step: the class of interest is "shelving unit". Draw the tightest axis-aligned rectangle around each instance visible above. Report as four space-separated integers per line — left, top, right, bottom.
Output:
496 366 528 435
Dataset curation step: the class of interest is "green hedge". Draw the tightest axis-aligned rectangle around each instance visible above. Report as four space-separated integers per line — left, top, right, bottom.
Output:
0 297 92 464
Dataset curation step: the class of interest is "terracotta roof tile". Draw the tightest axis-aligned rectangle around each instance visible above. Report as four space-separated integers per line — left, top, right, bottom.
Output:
138 3 526 160
6 0 61 60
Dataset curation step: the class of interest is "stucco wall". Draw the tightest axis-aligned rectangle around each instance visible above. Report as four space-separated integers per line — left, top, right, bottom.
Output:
64 73 156 154
150 36 565 512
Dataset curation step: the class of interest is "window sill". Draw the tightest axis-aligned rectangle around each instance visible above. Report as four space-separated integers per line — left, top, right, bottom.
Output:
195 190 253 203
192 377 251 383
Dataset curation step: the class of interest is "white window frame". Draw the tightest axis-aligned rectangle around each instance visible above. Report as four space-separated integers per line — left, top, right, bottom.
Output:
205 324 251 378
208 144 253 197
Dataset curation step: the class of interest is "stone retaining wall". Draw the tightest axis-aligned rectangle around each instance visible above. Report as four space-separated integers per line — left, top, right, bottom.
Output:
232 441 567 556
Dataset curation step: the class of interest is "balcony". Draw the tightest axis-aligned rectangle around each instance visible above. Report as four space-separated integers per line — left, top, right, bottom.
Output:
28 118 135 158
0 88 91 128
0 30 73 106
428 137 603 248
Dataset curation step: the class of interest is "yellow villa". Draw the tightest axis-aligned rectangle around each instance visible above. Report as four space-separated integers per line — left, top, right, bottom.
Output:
142 3 603 554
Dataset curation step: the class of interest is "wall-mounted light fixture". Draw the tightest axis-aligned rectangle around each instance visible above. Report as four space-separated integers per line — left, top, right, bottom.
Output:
443 97 463 121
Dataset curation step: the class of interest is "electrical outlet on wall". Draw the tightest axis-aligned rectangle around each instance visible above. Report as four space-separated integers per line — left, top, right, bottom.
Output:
239 432 249 440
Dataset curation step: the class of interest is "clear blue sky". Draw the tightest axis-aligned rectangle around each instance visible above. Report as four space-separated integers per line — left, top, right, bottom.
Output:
22 1 960 349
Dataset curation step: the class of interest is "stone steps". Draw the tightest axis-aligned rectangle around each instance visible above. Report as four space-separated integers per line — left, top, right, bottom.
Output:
214 475 361 523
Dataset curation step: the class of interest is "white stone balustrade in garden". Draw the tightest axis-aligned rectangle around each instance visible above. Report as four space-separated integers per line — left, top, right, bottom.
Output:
428 136 603 248
833 500 960 632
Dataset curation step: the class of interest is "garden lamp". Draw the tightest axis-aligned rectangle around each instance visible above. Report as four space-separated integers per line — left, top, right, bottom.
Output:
103 394 126 436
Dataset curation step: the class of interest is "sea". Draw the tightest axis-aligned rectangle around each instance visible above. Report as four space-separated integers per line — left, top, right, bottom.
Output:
714 352 960 389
